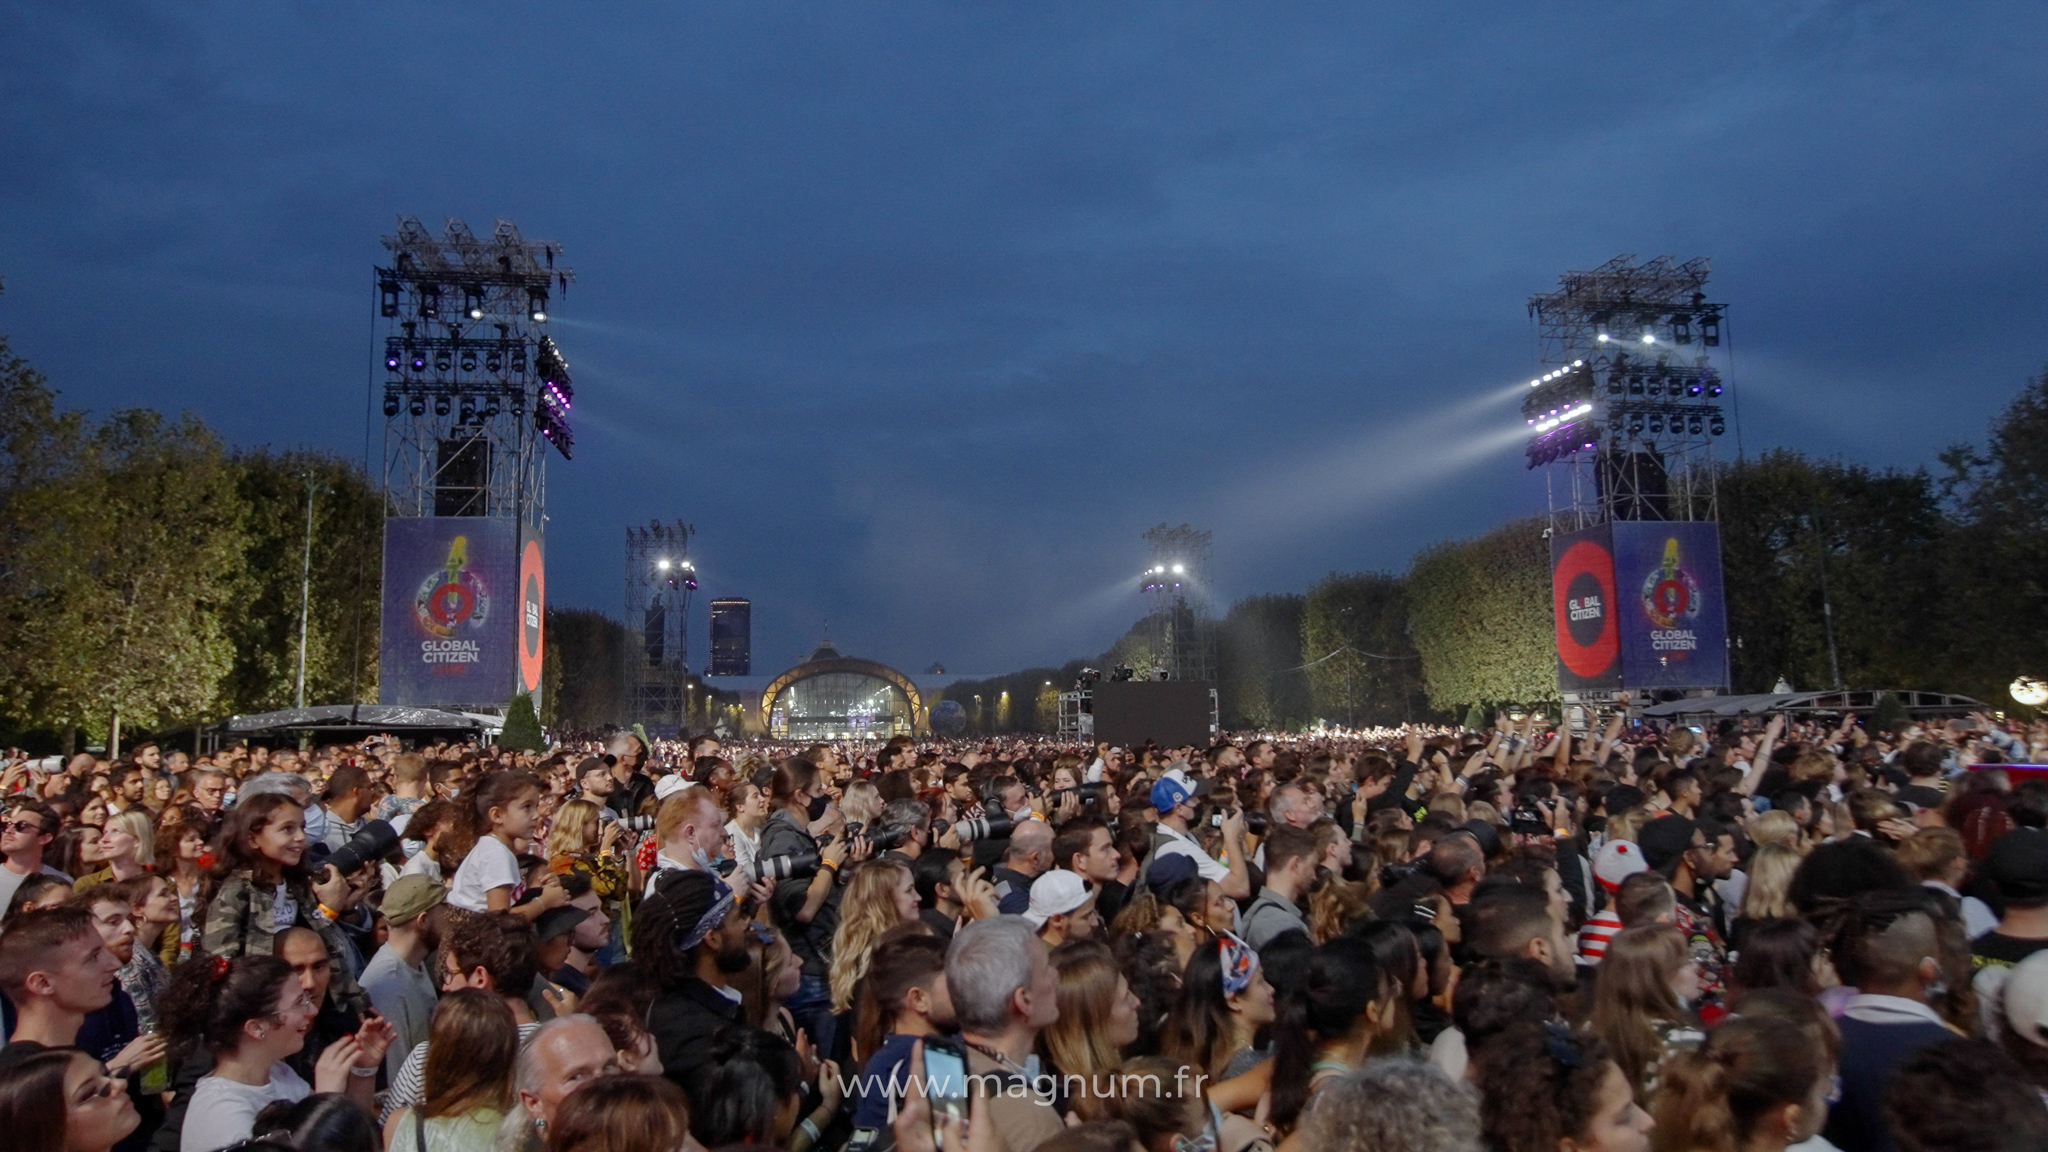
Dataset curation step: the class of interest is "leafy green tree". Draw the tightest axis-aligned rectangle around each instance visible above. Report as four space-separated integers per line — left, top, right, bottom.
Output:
1942 369 2048 702
1406 517 1555 713
0 402 245 743
1300 574 1429 726
545 608 627 730
218 450 383 713
1218 594 1308 729
1718 450 1949 694
499 691 545 751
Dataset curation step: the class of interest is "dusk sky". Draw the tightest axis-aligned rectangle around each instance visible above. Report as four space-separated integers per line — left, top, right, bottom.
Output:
6 4 2046 680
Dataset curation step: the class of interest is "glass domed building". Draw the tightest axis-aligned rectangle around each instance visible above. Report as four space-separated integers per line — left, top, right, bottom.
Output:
760 641 926 739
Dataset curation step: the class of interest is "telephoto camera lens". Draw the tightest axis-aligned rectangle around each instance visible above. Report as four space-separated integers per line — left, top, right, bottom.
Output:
321 820 399 879
945 815 1014 842
758 848 820 882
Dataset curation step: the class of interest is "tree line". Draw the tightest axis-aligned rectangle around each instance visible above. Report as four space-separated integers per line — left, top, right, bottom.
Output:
957 371 2048 734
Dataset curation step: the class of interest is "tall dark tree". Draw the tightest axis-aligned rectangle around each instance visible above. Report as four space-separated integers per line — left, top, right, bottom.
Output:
220 449 384 713
1301 573 1429 727
1218 593 1309 730
1405 517 1555 714
1718 450 1949 694
545 608 628 731
1942 369 2048 703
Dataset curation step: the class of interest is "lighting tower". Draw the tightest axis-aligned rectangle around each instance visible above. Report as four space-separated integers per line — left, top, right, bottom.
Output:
1139 523 1215 682
377 217 574 528
1525 255 1728 528
625 521 696 729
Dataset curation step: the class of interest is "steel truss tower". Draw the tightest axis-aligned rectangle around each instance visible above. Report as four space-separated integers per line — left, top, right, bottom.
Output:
1139 523 1216 683
1525 255 1728 529
625 521 696 730
377 217 575 531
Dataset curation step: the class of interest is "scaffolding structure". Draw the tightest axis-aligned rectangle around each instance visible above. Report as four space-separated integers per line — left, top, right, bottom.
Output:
377 217 574 532
624 521 696 730
1525 255 1728 530
1139 523 1216 683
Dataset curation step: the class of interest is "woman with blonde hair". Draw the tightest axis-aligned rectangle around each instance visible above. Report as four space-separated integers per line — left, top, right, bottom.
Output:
827 858 919 1014
384 989 520 1152
1745 808 1801 850
1589 924 1705 1106
1738 843 1802 922
544 798 603 860
839 778 882 834
75 810 154 890
1037 940 1142 1121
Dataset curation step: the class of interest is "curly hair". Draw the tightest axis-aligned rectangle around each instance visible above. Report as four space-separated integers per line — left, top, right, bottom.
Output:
1475 1023 1619 1152
1298 1057 1482 1152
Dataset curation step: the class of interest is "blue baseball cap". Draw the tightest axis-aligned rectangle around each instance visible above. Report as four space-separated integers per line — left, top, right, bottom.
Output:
1150 766 1208 813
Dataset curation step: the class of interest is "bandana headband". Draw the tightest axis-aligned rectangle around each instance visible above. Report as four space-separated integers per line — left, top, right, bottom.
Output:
679 876 737 951
1218 932 1258 997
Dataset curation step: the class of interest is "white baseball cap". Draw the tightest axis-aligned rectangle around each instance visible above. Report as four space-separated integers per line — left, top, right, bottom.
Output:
653 774 688 802
1022 869 1093 927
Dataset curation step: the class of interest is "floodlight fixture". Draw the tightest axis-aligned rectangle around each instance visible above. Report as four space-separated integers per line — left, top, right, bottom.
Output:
419 284 440 319
433 394 451 417
464 287 485 319
409 394 426 417
434 348 452 373
459 397 477 424
459 348 477 373
528 289 548 322
1709 415 1726 436
383 393 400 417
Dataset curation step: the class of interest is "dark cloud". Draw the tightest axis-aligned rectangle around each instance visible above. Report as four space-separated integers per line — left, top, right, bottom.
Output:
4 2 2046 675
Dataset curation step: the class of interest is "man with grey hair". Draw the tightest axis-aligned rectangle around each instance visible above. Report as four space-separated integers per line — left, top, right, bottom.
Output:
1296 1058 1482 1152
946 916 1062 1152
876 797 933 862
494 1014 621 1152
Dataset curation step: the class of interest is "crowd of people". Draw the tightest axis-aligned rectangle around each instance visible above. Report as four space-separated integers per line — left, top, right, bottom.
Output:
2 705 2047 1152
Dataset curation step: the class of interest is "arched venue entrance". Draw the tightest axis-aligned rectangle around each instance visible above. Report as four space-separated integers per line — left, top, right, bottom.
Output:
759 641 926 739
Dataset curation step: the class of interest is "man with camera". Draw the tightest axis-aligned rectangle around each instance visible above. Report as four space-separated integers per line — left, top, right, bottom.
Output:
1149 767 1251 900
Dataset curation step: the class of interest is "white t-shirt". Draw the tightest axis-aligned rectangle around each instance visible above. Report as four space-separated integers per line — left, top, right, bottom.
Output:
181 1062 310 1152
447 836 523 912
1154 825 1229 884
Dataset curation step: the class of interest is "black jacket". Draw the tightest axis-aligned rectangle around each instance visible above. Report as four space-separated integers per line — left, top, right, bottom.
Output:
648 977 747 1090
761 810 838 979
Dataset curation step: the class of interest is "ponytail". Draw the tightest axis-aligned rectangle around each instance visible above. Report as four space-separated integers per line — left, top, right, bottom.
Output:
441 771 539 868
1650 1016 1824 1152
158 953 294 1060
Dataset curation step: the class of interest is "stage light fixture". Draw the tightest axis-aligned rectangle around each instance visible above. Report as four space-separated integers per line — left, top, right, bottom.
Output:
1672 314 1692 344
434 394 451 417
511 345 528 374
383 393 400 417
1701 313 1721 346
510 394 525 417
411 351 426 372
482 397 500 419
1648 415 1664 433
1629 375 1645 396
1710 416 1726 436
1687 378 1704 397
528 290 548 322
420 284 441 319
460 349 478 373
1608 412 1623 430
409 394 426 417
464 288 485 320
459 398 477 424
1628 416 1645 434
1707 381 1723 397
1688 417 1704 435
379 280 400 317
485 347 503 373
1641 332 1656 344
434 349 452 373
385 352 401 372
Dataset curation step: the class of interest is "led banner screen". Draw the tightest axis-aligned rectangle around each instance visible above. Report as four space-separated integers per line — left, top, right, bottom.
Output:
379 518 521 707
1610 521 1730 690
1551 524 1623 691
518 531 545 700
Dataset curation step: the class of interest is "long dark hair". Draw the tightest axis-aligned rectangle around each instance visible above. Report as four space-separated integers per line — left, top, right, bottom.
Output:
1159 936 1241 1078
207 793 310 890
1269 936 1391 1130
442 771 541 868
1476 1022 1621 1152
159 953 297 1059
251 1094 380 1152
0 1048 76 1152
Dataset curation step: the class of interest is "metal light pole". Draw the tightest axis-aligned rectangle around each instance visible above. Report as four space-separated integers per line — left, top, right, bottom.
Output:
294 473 317 709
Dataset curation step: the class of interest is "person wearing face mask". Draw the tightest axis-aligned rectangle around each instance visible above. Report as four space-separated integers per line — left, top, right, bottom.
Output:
646 784 739 902
762 760 868 1059
638 869 776 1091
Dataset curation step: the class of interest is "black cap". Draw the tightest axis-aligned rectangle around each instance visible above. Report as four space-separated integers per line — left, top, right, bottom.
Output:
1985 829 2048 902
534 905 589 944
1460 820 1503 859
1637 815 1701 874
